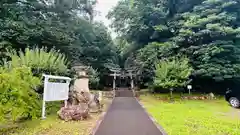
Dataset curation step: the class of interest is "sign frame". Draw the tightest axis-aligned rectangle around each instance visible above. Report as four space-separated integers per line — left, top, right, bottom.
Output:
187 85 192 95
42 74 71 119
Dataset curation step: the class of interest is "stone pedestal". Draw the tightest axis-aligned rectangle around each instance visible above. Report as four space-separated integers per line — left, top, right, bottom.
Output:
71 64 101 112
74 76 89 93
72 65 90 92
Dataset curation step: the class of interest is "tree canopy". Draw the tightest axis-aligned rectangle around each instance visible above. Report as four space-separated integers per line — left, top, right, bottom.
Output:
0 0 119 70
0 0 119 122
2 0 240 93
108 0 240 93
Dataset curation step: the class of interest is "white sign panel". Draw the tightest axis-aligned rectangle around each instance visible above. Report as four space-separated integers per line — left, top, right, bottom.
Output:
187 85 192 90
44 83 69 101
42 74 71 119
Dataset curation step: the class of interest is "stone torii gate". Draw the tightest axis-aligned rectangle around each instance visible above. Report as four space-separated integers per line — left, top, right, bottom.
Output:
109 68 121 90
125 69 135 90
109 68 137 90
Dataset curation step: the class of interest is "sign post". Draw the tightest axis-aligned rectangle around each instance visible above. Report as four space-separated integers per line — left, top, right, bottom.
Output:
42 74 71 119
187 85 192 95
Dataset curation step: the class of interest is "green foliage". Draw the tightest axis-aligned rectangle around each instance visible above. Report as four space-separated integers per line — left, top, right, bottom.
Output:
136 42 175 82
72 22 119 70
88 67 100 89
154 56 193 90
0 67 41 122
0 0 118 126
109 0 240 92
172 0 240 82
0 41 12 65
0 0 118 75
4 47 69 77
114 37 131 58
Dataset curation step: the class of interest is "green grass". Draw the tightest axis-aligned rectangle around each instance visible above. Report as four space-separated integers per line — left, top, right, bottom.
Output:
140 93 240 135
1 114 99 135
0 97 112 135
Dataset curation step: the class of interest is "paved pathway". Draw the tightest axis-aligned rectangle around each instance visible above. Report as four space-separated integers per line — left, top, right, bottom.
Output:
94 89 164 135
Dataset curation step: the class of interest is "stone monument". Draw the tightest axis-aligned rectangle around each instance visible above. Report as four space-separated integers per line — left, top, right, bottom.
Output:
71 63 100 113
58 63 102 121
72 63 90 93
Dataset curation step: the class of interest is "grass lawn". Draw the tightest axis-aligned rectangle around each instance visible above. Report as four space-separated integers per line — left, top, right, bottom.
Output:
0 97 112 135
140 93 240 135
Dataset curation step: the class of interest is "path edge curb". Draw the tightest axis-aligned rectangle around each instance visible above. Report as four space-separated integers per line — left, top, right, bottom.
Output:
89 95 115 135
89 112 106 135
134 97 168 135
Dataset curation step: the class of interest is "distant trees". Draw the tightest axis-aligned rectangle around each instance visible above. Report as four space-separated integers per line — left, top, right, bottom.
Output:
0 0 119 71
108 0 240 93
0 0 120 90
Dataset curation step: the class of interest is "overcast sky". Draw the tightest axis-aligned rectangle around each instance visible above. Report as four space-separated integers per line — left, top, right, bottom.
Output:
95 0 119 37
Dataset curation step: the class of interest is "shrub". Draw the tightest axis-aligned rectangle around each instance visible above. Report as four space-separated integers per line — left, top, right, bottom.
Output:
0 67 41 122
4 47 69 77
154 56 193 91
88 67 100 89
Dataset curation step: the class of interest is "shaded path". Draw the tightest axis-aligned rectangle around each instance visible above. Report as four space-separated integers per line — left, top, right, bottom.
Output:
94 89 164 135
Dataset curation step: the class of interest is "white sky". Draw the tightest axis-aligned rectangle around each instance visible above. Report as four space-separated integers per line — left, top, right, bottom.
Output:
95 0 120 37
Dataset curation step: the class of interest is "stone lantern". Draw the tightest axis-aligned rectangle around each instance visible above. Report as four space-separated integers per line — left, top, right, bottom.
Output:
72 63 90 93
57 63 101 121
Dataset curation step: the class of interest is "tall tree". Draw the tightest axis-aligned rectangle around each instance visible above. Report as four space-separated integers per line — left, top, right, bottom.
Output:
0 0 119 71
109 0 240 93
170 0 240 92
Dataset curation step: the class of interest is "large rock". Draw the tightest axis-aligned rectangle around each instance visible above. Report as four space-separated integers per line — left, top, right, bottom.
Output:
57 105 90 121
68 90 102 112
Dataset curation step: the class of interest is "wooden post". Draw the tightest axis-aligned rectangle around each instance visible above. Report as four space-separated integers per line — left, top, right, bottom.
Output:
42 76 48 119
